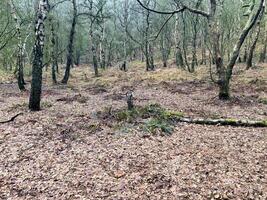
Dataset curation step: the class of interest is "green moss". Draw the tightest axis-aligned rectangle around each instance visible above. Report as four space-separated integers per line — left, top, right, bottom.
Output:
261 120 267 126
140 103 164 117
139 104 184 120
163 110 184 119
225 118 237 123
144 118 173 135
108 104 184 135
259 98 267 105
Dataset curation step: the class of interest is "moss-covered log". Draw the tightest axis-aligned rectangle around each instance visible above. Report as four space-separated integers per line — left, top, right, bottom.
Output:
178 118 267 127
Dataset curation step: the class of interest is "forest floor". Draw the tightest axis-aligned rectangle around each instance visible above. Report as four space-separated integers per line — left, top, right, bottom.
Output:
0 62 266 199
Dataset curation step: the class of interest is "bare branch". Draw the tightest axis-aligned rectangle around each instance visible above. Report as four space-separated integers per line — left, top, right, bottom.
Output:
136 0 210 18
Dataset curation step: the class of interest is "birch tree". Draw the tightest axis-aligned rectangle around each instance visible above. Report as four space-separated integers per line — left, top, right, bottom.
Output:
29 0 50 111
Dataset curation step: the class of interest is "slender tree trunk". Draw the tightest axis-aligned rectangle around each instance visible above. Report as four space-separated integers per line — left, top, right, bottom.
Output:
92 45 99 76
89 28 99 77
160 33 168 68
190 4 200 72
99 22 106 69
201 26 207 65
106 40 113 67
191 31 197 72
148 44 155 70
181 13 191 72
123 40 127 69
259 39 267 62
144 8 154 71
9 0 25 91
201 45 206 65
29 0 49 111
121 0 129 70
259 20 267 62
144 40 150 71
50 18 57 84
174 13 184 68
243 44 248 62
62 0 77 84
246 22 261 70
74 50 81 66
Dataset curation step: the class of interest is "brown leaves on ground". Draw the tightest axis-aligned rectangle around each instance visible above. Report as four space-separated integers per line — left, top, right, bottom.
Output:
0 63 266 199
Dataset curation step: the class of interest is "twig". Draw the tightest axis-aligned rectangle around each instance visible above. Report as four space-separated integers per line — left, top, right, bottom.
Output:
0 113 23 124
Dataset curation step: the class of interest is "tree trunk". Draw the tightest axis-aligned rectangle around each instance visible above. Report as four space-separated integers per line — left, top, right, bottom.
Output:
89 27 99 77
209 0 264 100
74 49 81 66
50 18 57 84
99 21 106 69
62 0 77 84
190 3 200 72
144 8 154 71
9 0 25 91
259 40 267 62
246 25 260 69
29 0 49 111
219 78 230 100
123 0 129 70
17 51 25 90
247 10 263 70
145 42 150 71
259 21 267 62
201 36 207 65
92 46 99 76
175 13 184 68
149 44 155 70
160 34 167 67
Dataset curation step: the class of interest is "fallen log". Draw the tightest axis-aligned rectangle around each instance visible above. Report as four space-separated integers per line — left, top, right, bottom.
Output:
0 113 23 124
178 117 267 127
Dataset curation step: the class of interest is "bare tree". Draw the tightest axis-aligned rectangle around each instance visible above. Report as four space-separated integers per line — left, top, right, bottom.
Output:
9 0 26 91
174 13 184 68
246 6 264 69
136 0 265 99
62 0 78 84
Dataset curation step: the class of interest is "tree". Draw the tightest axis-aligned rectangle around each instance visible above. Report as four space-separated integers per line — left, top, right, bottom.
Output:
62 0 77 84
174 13 184 68
9 0 26 91
29 0 50 111
49 16 58 84
136 0 265 100
212 0 264 99
246 6 264 69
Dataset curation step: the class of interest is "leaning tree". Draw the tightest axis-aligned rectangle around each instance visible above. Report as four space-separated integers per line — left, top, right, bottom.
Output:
62 0 78 84
137 0 265 100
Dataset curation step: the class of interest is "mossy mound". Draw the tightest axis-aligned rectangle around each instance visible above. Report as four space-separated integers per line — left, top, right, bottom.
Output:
100 104 184 135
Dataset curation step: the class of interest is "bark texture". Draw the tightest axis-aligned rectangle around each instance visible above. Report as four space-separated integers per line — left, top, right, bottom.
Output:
29 0 50 111
62 0 77 84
